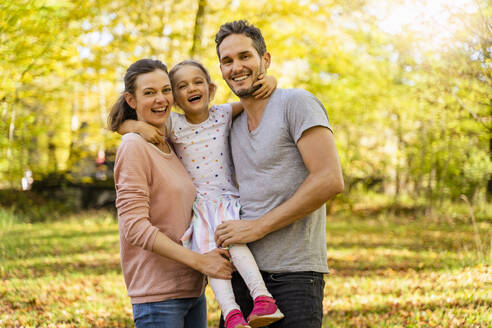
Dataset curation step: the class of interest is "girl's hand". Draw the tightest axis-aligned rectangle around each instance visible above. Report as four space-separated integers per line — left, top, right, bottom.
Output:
198 248 234 279
136 121 165 145
252 73 277 99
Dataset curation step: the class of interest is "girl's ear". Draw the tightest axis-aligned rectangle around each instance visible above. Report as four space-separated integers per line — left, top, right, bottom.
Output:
124 92 137 110
209 82 217 102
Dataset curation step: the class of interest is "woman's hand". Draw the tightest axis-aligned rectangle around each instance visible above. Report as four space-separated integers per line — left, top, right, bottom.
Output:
252 73 277 99
152 232 233 279
197 248 234 279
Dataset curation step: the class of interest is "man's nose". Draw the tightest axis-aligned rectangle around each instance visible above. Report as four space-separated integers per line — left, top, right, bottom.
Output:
231 60 243 73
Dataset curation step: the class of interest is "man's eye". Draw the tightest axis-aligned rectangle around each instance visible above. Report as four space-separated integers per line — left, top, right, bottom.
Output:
144 91 154 95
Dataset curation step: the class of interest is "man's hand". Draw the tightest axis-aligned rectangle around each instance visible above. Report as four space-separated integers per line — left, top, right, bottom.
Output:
198 248 234 279
215 220 264 248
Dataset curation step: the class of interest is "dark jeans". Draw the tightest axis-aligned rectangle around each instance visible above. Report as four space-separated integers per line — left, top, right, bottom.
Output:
132 293 207 328
219 270 325 328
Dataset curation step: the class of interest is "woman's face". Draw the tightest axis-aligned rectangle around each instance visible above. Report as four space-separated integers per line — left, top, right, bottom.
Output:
126 69 173 128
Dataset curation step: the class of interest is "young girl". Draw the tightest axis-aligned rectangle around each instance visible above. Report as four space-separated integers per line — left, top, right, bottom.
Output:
119 60 284 328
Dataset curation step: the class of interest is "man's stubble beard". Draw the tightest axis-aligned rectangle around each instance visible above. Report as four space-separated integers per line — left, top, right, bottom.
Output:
232 82 261 98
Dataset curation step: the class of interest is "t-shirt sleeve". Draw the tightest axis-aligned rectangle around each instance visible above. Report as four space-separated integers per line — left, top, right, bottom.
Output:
214 103 234 129
114 136 159 251
285 89 332 143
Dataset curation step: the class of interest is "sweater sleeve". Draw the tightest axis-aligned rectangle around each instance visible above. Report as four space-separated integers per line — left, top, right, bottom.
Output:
114 136 159 251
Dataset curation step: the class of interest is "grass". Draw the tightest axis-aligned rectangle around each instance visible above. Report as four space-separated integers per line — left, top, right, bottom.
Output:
0 207 491 327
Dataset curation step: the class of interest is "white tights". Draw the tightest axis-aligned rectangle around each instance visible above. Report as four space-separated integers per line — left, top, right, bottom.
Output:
208 244 271 317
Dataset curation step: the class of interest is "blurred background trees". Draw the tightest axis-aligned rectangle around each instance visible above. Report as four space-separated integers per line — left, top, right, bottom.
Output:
1 0 490 211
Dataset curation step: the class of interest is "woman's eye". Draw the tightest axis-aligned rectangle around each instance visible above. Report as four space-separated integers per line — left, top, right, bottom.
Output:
164 87 172 93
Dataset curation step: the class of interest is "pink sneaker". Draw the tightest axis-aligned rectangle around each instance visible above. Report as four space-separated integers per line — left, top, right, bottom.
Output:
225 309 251 328
247 296 284 328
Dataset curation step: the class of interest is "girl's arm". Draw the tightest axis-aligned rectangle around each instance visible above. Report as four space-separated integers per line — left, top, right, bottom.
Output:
230 102 244 118
118 119 165 145
252 74 277 99
230 74 277 118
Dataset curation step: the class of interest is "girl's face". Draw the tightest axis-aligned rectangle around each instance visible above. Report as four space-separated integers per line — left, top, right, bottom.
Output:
125 69 173 128
172 65 215 121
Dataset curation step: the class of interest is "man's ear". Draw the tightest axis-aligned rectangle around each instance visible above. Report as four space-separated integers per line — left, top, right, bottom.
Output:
262 52 271 70
124 92 136 110
209 82 217 102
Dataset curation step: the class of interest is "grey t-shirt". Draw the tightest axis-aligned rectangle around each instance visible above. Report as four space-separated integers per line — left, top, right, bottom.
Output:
230 88 332 273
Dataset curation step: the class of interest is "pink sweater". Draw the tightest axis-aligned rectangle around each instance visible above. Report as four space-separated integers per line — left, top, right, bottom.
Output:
114 133 205 304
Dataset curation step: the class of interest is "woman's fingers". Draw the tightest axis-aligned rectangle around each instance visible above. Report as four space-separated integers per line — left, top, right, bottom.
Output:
201 249 234 279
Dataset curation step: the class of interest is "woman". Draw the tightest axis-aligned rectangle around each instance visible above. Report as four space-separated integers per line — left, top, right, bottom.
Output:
108 58 233 328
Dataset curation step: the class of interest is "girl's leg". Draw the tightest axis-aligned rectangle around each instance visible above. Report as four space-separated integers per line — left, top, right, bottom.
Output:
209 277 241 317
229 244 271 299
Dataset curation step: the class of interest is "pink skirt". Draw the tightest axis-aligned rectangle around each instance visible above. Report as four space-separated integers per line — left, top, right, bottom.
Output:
181 194 241 254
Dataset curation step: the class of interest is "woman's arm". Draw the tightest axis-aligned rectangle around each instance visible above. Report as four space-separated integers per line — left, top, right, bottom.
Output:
118 119 165 145
152 232 233 279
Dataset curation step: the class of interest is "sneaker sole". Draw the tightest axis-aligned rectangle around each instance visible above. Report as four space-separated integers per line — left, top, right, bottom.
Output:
248 309 284 328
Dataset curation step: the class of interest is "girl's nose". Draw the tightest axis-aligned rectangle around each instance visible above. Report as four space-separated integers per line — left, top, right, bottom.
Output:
188 83 197 92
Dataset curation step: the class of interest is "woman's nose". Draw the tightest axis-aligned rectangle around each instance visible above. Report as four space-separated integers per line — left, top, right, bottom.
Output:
155 92 167 103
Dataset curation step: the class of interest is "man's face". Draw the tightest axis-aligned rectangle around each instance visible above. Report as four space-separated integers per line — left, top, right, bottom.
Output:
218 34 270 98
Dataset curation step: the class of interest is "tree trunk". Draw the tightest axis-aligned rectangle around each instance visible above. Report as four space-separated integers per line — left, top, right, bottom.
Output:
488 136 492 200
189 0 207 58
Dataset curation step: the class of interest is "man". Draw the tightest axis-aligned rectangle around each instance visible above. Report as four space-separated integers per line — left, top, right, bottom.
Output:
214 20 344 328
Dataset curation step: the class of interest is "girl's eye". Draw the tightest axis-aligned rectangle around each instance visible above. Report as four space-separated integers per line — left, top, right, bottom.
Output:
178 84 186 89
196 80 203 85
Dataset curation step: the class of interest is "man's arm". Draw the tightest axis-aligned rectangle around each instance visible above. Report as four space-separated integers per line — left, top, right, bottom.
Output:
215 126 344 247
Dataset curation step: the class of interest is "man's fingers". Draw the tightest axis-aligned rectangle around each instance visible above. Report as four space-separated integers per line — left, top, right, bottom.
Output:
215 235 225 248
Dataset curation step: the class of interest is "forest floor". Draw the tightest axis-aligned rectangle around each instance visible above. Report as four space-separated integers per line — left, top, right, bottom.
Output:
0 207 490 327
